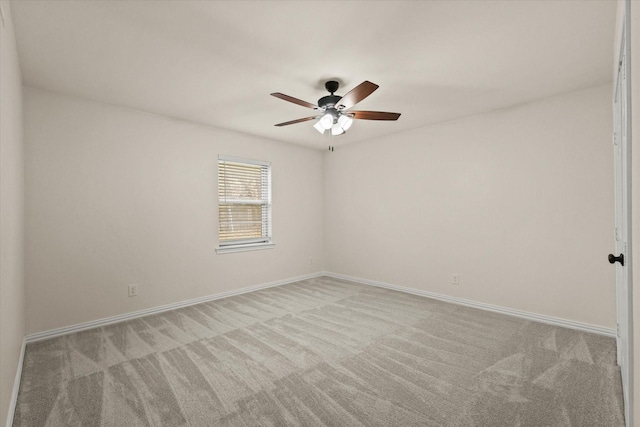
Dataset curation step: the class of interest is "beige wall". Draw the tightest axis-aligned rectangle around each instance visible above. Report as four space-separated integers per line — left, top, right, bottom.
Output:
325 84 615 328
23 87 325 334
0 1 25 423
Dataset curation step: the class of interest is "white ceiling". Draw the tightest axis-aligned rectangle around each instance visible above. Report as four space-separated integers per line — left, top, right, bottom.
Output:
10 0 616 150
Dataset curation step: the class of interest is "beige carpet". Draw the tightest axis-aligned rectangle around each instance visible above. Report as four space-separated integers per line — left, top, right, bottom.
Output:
13 276 624 426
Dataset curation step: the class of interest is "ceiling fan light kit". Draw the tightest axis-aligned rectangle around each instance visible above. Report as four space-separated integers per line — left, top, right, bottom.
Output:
315 108 355 136
271 80 401 137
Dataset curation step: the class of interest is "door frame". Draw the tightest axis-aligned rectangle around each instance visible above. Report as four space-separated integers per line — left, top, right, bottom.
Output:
614 1 633 425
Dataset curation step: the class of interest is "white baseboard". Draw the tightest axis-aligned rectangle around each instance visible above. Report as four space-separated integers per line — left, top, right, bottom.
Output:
324 272 617 337
5 338 25 427
25 272 325 343
23 271 615 344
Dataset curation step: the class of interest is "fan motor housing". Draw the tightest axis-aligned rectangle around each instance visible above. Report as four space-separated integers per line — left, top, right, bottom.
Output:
318 95 342 109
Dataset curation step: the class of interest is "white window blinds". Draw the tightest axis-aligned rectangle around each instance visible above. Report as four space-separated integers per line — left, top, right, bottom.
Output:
218 156 271 248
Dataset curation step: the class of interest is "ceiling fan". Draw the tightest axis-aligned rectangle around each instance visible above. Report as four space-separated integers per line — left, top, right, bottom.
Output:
271 80 401 136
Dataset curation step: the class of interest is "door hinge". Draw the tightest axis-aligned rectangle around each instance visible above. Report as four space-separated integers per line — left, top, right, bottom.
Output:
615 227 620 241
617 323 620 337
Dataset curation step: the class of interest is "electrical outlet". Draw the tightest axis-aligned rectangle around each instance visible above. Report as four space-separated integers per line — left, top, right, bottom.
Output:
452 274 460 285
128 284 138 297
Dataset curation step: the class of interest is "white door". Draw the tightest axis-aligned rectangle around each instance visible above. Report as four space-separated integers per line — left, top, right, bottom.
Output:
612 22 633 426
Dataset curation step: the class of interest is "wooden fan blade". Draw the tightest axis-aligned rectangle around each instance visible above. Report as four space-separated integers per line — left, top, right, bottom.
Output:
336 81 379 109
349 111 401 121
274 116 317 127
271 93 317 109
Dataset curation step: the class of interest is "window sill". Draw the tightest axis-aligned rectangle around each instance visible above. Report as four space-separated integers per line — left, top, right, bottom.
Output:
216 242 275 255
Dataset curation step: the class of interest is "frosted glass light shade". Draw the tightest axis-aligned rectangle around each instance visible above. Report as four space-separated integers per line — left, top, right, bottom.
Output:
319 113 334 130
338 114 353 130
313 120 326 134
331 123 345 136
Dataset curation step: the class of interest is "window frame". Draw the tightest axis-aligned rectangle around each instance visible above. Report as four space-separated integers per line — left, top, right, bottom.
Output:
215 155 274 254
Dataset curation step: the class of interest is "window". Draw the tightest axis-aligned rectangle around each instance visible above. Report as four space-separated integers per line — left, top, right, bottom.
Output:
216 155 273 254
